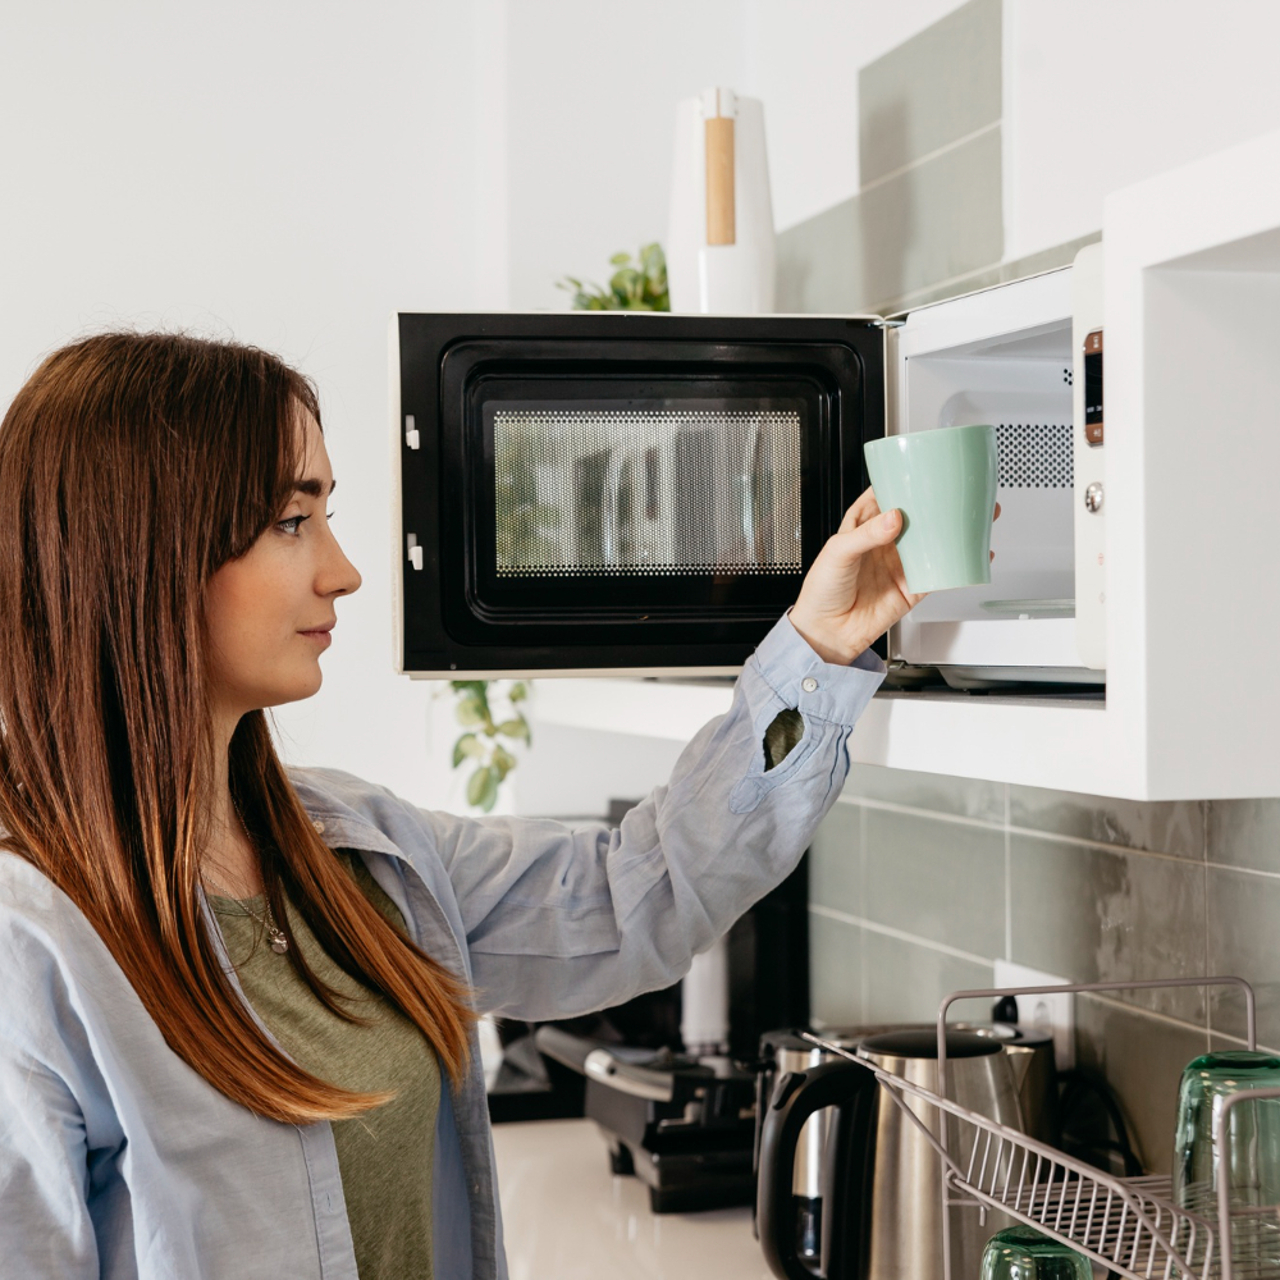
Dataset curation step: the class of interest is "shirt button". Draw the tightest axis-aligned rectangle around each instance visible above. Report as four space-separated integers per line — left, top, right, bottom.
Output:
313 820 325 834
801 677 818 693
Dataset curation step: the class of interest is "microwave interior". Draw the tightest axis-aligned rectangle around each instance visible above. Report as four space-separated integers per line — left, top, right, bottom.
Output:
396 315 885 675
889 272 1098 687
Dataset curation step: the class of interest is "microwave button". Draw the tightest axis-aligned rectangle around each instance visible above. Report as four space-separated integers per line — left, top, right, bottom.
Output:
1084 482 1104 514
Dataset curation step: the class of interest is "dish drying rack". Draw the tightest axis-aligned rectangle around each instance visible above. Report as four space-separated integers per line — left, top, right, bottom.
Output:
803 976 1280 1280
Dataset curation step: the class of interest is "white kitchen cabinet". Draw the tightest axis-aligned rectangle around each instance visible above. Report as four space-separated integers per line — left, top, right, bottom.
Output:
535 127 1280 802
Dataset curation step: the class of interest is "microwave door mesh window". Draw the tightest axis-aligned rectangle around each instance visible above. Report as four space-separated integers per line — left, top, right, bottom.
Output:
492 407 803 578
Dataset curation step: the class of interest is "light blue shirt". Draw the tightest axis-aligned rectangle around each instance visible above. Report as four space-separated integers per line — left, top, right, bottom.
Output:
0 614 883 1279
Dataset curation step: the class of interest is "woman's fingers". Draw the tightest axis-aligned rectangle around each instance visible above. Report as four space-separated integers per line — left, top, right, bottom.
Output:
839 486 883 533
831 506 901 562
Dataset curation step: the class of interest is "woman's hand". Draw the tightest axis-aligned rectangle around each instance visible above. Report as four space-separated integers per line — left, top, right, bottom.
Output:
788 488 921 665
790 488 1002 664
789 487 1000 666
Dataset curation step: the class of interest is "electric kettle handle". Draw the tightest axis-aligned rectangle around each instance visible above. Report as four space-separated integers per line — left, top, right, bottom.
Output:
756 1060 878 1280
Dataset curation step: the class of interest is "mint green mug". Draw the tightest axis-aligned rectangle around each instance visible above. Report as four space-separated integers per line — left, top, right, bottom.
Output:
863 423 999 594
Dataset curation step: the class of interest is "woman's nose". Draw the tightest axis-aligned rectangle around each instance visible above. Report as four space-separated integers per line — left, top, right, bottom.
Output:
321 527 362 598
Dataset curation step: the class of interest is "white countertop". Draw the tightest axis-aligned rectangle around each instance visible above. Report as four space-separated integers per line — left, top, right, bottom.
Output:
492 1118 773 1279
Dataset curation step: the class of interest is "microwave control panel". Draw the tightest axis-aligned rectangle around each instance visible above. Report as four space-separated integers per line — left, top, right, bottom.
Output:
1083 328 1104 446
1072 243 1106 670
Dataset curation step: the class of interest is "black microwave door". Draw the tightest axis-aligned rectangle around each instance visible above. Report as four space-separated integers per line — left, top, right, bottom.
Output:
398 314 885 672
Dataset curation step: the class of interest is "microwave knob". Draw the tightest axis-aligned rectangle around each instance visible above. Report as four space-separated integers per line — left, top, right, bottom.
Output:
1084 482 1104 514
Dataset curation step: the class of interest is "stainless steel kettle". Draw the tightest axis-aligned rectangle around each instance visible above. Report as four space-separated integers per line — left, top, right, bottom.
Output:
757 1028 1024 1280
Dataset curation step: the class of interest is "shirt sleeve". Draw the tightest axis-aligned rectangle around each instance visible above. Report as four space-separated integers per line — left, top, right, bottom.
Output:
417 613 885 1021
0 1040 99 1278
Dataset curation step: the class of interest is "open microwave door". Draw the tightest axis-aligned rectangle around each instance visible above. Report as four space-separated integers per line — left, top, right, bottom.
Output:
393 313 885 677
887 269 1102 688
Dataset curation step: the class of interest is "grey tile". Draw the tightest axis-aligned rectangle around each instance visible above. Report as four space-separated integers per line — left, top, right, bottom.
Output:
775 194 866 314
809 800 863 917
1009 833 1208 1023
844 762 1005 824
878 231 1103 318
860 124 1004 314
1009 786 1205 861
1207 866 1280 1047
809 911 863 1028
1209 1030 1280 1055
858 0 1001 185
862 929 992 1025
1000 230 1102 282
863 808 1005 959
1207 797 1280 873
1074 996 1207 1176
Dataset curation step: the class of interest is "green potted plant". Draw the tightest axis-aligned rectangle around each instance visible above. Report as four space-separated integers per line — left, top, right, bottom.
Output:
448 680 531 814
557 242 670 311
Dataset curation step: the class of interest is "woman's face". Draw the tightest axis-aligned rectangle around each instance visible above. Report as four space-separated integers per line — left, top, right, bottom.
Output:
204 412 361 725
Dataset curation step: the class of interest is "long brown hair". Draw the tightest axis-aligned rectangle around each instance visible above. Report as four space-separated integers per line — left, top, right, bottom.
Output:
0 331 473 1123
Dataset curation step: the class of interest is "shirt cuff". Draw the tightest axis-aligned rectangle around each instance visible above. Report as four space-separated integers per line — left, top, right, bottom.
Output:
747 612 886 728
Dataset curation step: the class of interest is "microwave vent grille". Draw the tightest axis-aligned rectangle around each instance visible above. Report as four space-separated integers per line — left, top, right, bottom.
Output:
996 421 1073 489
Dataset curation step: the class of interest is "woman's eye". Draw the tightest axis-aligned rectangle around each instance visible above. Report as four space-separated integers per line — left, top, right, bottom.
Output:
277 514 310 536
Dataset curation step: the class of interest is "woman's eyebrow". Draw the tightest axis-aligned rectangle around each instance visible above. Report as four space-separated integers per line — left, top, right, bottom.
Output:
293 478 337 498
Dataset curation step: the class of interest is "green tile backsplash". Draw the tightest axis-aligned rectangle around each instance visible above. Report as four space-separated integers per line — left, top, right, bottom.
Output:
858 0 1002 186
809 775 1280 1177
864 806 1005 958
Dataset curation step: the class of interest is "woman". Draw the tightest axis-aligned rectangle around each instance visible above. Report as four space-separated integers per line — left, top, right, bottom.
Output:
0 332 918 1279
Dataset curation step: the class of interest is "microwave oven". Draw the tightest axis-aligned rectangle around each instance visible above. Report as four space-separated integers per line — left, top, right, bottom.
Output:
391 252 1105 685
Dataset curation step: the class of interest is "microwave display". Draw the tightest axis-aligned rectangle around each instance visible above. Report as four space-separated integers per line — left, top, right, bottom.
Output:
395 313 884 674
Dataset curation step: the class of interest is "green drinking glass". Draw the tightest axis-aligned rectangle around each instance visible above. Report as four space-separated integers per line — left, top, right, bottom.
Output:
1172 1049 1280 1266
862 423 999 595
979 1225 1092 1280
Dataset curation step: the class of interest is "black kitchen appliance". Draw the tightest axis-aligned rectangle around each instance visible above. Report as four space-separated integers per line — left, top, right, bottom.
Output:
536 1026 760 1214
392 311 883 676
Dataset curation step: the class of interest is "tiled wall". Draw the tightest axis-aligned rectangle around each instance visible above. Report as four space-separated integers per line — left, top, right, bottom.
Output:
776 0 1096 317
788 0 1280 1178
809 768 1280 1174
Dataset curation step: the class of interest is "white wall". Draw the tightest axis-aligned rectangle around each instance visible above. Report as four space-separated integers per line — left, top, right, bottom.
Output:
1004 0 1280 261
504 0 968 310
0 0 494 807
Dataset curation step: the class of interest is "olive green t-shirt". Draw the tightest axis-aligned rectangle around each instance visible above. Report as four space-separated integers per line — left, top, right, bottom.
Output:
211 854 440 1279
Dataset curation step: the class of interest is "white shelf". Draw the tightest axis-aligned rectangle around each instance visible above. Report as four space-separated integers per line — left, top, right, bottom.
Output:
530 677 734 742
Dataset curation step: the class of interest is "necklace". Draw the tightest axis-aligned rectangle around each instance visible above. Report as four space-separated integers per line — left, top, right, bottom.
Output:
210 797 289 955
240 896 290 955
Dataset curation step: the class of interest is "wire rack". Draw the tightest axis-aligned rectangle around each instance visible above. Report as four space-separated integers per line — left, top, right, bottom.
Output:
803 976 1280 1280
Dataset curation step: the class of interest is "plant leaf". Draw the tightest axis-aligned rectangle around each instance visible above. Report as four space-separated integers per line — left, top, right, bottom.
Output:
455 695 487 727
496 716 530 744
452 732 486 767
466 765 490 808
508 681 528 703
467 765 500 812
492 745 517 780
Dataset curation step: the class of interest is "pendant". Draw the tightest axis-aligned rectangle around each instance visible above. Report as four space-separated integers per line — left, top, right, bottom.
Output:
268 930 289 954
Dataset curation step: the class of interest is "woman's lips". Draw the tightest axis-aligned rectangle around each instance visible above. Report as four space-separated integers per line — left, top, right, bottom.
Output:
299 622 334 646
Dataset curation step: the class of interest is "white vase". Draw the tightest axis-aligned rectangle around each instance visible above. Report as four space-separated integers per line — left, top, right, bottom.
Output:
667 87 776 315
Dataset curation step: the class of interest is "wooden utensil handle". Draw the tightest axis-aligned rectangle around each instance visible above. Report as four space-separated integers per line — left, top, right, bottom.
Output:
705 115 735 245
